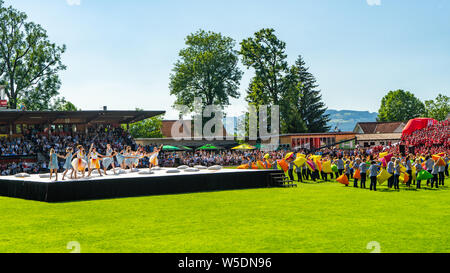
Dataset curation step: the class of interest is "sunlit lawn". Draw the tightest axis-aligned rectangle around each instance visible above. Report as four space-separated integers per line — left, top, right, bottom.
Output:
0 176 449 253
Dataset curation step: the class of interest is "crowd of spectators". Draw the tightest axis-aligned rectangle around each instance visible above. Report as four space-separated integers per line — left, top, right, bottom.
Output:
0 137 37 156
402 120 449 147
362 120 450 157
158 150 284 167
1 119 449 176
1 127 135 156
401 119 449 155
0 161 40 176
156 120 450 167
157 147 370 168
0 127 136 175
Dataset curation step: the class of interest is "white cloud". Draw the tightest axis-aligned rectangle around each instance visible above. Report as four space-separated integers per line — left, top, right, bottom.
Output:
66 0 81 6
366 0 381 6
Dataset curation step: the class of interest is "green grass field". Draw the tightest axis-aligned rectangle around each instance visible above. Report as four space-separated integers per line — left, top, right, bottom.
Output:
0 177 449 253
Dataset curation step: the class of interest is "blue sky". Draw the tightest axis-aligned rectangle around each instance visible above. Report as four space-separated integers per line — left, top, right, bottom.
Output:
6 0 450 119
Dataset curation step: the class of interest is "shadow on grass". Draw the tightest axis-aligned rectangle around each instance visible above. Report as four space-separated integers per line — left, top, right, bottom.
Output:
298 179 450 193
298 180 333 185
422 187 441 191
372 188 397 193
402 188 418 192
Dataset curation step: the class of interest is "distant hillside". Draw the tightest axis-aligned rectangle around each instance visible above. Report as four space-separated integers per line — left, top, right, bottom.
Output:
326 110 378 132
222 110 378 134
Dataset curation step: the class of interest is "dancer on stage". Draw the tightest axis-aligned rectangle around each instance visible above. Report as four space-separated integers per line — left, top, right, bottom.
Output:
123 146 134 170
72 145 88 179
49 148 59 181
115 148 126 169
147 145 163 169
87 145 105 177
130 148 142 169
133 147 146 169
117 147 137 170
59 147 74 181
102 144 117 175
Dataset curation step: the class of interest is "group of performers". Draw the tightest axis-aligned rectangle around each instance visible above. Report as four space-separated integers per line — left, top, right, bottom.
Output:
48 144 163 181
238 151 449 191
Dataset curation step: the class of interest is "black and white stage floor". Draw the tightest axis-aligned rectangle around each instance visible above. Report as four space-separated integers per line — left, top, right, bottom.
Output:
0 167 280 202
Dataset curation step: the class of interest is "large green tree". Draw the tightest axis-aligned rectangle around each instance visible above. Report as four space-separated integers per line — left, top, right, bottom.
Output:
239 28 290 138
239 28 288 106
424 93 449 121
128 115 164 139
169 29 242 114
280 66 307 134
50 96 78 111
240 30 330 134
283 56 330 133
377 90 425 122
0 0 66 110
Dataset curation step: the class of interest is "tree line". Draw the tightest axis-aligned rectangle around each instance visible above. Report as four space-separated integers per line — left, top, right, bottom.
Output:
1 1 447 139
378 90 449 122
0 1 76 111
169 29 331 134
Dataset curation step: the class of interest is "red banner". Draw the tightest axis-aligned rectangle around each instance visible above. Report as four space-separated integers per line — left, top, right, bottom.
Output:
0 100 7 107
402 118 438 136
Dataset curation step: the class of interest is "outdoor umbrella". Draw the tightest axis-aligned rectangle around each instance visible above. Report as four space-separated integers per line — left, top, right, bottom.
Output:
179 146 193 151
196 144 223 150
231 144 256 150
162 145 182 151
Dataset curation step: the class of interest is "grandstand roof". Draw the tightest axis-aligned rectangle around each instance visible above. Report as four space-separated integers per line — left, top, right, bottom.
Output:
356 133 402 141
353 122 405 134
0 110 165 125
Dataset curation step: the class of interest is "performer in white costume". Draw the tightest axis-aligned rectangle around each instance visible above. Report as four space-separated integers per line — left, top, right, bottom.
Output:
102 144 117 175
87 146 105 177
147 145 163 169
72 145 87 179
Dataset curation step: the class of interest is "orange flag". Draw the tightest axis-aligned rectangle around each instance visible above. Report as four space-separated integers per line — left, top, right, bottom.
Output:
337 174 349 185
354 169 361 180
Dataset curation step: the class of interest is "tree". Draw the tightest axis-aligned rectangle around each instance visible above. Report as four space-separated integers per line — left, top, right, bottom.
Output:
282 56 330 133
169 29 242 115
50 96 78 111
128 115 164 139
424 94 450 121
280 67 307 134
0 0 66 110
377 90 425 122
239 28 288 106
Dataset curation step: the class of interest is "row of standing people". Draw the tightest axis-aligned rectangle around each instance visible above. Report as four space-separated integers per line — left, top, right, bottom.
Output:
276 153 449 192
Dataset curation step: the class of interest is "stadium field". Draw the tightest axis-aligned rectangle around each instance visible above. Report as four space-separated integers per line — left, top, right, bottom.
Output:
0 178 449 253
